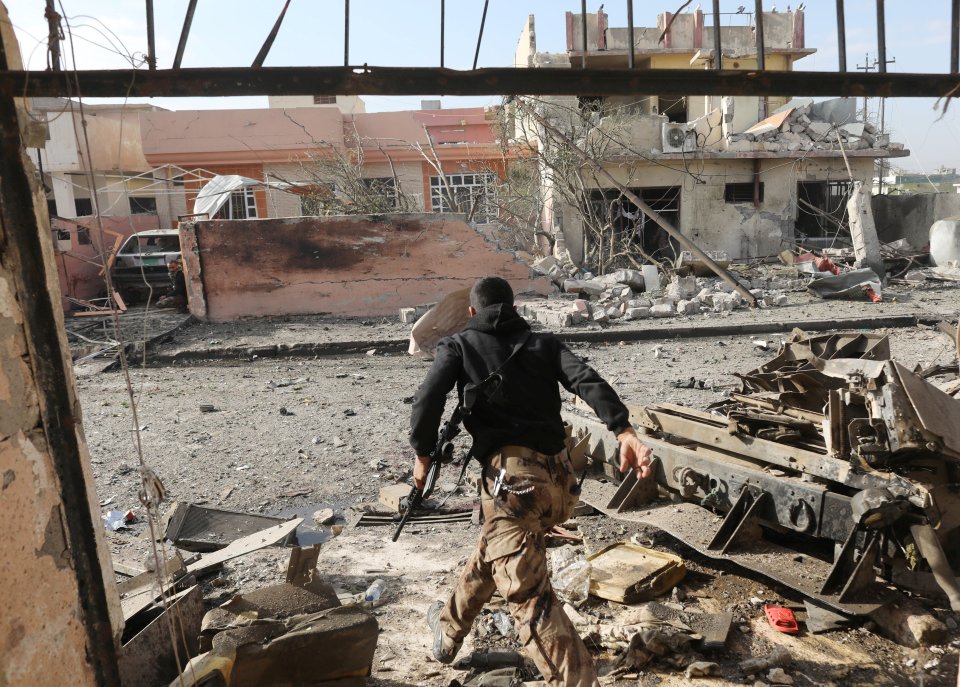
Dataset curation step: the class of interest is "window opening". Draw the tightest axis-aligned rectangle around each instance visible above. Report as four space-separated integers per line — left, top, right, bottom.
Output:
795 180 852 243
430 172 498 224
725 182 763 203
129 196 158 214
589 186 680 262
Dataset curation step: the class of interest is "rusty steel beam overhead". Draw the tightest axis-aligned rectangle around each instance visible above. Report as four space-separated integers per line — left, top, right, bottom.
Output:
2 66 959 99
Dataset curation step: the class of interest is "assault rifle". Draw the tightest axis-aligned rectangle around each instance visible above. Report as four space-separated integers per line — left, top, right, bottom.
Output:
392 406 464 542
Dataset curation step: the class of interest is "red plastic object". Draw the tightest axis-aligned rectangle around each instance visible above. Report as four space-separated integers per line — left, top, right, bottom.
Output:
863 285 882 303
764 604 799 634
814 256 841 275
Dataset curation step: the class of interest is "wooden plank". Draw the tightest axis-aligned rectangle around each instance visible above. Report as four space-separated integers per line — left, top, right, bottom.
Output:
112 290 127 312
186 517 303 577
73 309 120 317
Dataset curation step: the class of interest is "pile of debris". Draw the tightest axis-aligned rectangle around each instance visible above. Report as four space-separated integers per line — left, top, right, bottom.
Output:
519 255 796 328
565 330 960 646
728 99 904 154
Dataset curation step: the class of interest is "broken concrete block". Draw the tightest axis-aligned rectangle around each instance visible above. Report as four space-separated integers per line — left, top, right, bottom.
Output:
591 309 609 324
611 268 645 289
627 298 652 309
569 311 586 325
714 294 738 312
574 299 590 313
695 289 716 307
625 307 650 320
579 280 606 296
546 312 574 328
869 599 948 647
532 255 560 276
313 509 336 526
605 306 622 320
676 299 699 316
398 307 419 324
641 264 660 292
379 484 411 513
772 293 788 306
807 121 832 137
666 276 697 300
650 304 675 318
652 296 676 307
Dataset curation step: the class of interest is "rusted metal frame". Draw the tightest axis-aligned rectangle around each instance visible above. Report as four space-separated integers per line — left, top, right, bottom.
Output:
521 102 759 306
627 0 635 69
836 0 847 72
145 0 156 69
44 0 61 70
727 393 823 423
708 489 770 553
953 0 960 73
172 0 198 69
644 404 915 493
876 0 887 73
581 0 588 68
473 0 490 70
440 0 445 68
6 66 960 98
344 0 350 66
0 34 121 687
754 0 765 70
252 0 291 68
712 0 722 70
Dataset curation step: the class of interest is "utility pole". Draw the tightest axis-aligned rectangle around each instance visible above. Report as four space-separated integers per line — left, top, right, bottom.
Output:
876 55 896 195
856 53 876 122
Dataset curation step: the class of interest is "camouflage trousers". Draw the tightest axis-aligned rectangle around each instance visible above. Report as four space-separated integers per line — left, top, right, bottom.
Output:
438 446 600 687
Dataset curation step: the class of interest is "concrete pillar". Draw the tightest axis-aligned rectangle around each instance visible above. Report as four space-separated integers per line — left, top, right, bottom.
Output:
51 172 77 218
847 179 884 278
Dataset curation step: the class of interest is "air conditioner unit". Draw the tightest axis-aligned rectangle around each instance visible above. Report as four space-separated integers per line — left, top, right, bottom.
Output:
661 123 697 153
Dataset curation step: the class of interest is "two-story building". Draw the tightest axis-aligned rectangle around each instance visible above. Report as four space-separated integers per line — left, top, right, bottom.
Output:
513 8 908 265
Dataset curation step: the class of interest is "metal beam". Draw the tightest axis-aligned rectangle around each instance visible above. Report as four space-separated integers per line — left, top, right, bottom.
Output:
473 0 489 70
754 0 765 71
876 0 887 73
836 0 847 72
145 0 156 70
581 0 588 68
252 0 291 68
344 0 350 66
4 66 959 99
712 0 722 70
172 0 198 69
627 0 635 69
953 0 960 73
440 0 445 68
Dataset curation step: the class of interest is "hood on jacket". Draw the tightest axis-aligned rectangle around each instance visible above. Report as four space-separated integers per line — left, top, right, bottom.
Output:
464 303 530 336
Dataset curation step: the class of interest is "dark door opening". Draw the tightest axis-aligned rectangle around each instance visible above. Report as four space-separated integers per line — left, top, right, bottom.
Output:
589 186 681 264
796 181 852 242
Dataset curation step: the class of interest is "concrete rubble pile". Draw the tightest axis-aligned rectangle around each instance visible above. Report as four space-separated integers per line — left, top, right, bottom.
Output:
566 330 960 645
728 99 904 154
518 253 800 328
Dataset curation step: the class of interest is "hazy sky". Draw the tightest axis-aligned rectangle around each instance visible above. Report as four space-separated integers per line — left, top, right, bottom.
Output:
8 0 960 173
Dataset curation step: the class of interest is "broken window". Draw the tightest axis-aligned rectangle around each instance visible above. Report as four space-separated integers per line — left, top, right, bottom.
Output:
77 227 91 245
656 96 687 123
725 182 763 204
430 173 498 224
795 181 852 240
313 95 337 105
129 196 158 214
589 186 680 263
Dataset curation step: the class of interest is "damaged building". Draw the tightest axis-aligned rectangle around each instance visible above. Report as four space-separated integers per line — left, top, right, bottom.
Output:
512 8 908 264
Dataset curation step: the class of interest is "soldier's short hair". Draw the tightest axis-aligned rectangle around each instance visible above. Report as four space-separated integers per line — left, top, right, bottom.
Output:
471 276 514 309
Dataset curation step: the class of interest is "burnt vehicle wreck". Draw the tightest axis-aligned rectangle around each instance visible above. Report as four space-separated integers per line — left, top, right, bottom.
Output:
565 331 960 617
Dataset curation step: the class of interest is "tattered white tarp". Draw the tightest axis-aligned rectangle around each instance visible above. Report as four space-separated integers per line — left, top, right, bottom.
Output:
194 175 295 219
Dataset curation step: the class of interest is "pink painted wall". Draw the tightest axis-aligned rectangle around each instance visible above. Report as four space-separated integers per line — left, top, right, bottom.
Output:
180 214 551 321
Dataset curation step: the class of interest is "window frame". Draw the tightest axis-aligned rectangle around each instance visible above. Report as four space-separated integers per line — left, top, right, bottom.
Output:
429 172 498 224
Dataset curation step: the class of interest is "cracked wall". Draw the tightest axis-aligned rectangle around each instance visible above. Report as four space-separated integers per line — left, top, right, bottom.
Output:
180 213 552 321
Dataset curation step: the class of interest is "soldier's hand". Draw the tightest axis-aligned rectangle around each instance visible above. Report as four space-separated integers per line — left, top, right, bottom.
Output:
617 427 653 478
413 455 431 489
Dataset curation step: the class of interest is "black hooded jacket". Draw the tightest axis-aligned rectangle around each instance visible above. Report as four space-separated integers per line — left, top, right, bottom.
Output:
409 303 631 462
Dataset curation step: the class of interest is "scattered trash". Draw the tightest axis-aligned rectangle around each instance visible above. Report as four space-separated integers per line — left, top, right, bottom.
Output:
164 502 295 553
364 578 387 604
279 406 294 416
551 546 592 606
366 349 377 356
492 610 515 638
103 509 135 531
198 403 216 413
765 605 799 634
587 542 686 604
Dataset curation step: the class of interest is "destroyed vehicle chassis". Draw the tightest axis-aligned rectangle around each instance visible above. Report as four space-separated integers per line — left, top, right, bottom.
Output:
565 411 959 617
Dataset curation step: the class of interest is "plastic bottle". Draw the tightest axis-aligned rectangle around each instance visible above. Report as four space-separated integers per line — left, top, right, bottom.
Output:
492 610 515 637
364 578 387 603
